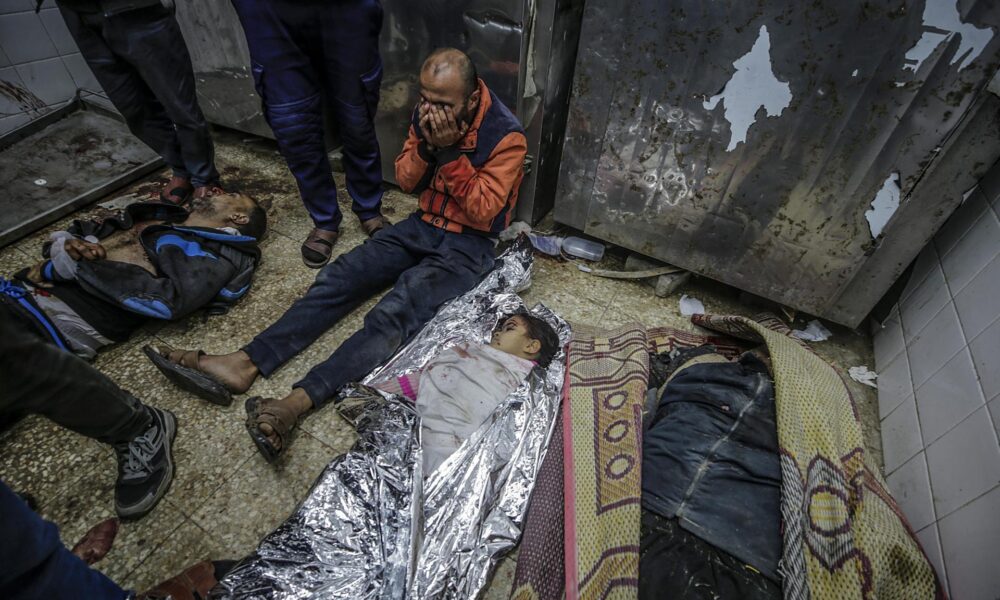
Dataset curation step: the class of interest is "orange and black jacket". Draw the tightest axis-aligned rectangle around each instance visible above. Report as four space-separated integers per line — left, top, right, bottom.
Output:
394 79 527 236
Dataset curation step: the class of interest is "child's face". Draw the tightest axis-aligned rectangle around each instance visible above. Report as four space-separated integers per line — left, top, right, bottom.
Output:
490 315 540 360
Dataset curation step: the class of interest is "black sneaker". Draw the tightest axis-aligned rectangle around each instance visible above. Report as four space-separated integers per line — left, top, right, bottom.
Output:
113 406 176 520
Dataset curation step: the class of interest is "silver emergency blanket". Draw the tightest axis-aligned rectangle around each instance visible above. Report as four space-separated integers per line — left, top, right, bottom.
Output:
213 238 570 599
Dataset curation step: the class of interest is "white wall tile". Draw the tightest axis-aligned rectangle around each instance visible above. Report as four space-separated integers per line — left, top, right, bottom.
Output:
900 244 940 304
886 451 936 531
940 207 1000 294
900 261 950 342
873 311 905 371
934 191 990 258
925 407 1000 518
970 318 1000 403
915 348 986 445
877 351 913 419
938 484 1000 600
0 111 30 134
0 1 35 16
0 11 58 64
61 52 100 93
0 65 27 115
906 302 966 389
14 56 75 106
38 7 77 56
915 523 949 596
955 252 1000 342
882 394 923 474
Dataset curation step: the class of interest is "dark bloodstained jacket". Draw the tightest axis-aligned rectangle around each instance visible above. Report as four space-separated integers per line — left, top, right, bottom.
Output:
30 202 260 341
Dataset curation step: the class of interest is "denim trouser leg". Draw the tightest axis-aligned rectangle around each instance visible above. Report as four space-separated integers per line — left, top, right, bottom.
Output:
0 303 152 446
319 0 385 220
243 216 495 406
60 6 219 186
231 0 384 229
242 217 426 381
0 481 126 599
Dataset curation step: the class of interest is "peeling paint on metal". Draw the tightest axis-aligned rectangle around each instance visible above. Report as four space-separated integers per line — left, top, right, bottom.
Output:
703 25 792 152
904 0 994 72
865 172 901 239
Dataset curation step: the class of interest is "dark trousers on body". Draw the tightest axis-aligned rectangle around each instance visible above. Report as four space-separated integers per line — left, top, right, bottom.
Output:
60 5 219 187
0 480 125 599
0 300 150 445
243 215 496 406
231 0 384 232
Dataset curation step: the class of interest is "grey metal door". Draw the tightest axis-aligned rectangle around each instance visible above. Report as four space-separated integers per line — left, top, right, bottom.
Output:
555 0 1000 326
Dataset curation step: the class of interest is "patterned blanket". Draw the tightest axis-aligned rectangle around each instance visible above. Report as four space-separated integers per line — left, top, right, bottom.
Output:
510 315 944 600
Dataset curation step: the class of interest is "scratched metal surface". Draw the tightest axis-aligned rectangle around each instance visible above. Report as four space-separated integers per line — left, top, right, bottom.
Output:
174 0 584 224
555 0 1000 326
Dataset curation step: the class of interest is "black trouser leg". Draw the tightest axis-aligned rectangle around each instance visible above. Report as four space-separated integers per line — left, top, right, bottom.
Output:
0 304 150 445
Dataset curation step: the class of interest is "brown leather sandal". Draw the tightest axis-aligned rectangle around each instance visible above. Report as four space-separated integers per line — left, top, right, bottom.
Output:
360 215 390 237
143 345 233 406
245 396 299 463
301 227 339 268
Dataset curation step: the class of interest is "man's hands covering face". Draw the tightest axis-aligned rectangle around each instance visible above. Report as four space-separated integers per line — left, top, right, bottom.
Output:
419 104 468 151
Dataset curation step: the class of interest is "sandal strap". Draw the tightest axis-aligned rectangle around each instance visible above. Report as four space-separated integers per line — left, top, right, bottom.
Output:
252 398 298 439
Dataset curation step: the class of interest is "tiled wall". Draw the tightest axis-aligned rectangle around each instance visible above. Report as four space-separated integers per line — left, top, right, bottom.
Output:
874 160 1000 599
0 0 103 136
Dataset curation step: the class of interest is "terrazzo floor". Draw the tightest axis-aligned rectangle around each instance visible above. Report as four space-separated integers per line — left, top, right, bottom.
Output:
0 129 883 596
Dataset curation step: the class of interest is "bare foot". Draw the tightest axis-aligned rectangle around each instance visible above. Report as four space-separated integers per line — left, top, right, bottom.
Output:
164 348 258 393
198 351 259 393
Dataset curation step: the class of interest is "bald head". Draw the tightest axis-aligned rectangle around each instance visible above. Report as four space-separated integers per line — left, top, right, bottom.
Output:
417 48 482 130
422 48 478 97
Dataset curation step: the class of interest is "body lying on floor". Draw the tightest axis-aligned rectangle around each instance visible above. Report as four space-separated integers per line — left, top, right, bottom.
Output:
641 345 782 599
0 192 266 519
375 312 560 473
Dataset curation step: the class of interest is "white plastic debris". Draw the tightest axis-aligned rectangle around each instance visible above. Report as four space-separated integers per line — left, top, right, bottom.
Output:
792 319 833 342
679 294 705 316
848 366 878 388
34 179 47 186
499 220 531 242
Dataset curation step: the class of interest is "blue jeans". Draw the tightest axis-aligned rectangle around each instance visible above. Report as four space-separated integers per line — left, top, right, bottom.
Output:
60 5 219 187
231 0 385 231
0 480 126 599
243 215 496 406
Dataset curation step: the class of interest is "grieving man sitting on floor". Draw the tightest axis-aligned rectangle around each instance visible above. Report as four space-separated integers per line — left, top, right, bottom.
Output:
0 191 267 519
145 48 528 463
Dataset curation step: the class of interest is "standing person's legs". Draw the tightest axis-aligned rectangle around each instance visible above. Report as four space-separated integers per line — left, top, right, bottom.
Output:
321 0 385 223
231 0 342 233
60 7 189 187
102 6 220 188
